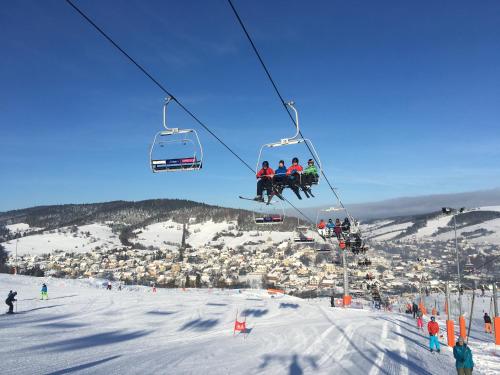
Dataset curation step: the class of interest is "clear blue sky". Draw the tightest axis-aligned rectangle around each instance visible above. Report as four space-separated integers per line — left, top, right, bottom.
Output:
1 0 499 212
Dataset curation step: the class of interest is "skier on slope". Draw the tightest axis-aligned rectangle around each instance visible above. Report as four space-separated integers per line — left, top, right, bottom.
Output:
40 283 48 300
412 302 419 318
5 291 17 314
453 336 474 375
483 313 492 333
416 310 424 331
427 316 440 353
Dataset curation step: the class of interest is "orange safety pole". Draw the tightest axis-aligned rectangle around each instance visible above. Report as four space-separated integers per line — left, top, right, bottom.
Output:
459 315 467 339
495 317 500 345
343 295 352 307
447 320 455 347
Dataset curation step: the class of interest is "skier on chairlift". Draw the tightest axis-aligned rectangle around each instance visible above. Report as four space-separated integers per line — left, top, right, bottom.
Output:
317 219 326 237
286 157 303 199
255 161 275 203
334 218 343 239
302 159 318 197
273 160 287 197
342 217 351 234
326 219 335 237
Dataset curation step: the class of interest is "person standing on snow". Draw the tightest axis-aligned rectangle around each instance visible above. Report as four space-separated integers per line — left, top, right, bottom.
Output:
453 337 474 375
5 291 17 314
483 313 492 333
412 302 419 319
427 316 440 353
40 283 48 300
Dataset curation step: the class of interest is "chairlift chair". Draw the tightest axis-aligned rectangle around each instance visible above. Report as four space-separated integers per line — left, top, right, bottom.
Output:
255 101 322 197
253 197 285 225
150 97 203 172
293 218 315 243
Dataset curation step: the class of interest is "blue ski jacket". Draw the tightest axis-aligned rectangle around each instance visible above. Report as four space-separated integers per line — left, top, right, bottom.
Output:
275 166 287 176
41 285 47 293
453 344 474 369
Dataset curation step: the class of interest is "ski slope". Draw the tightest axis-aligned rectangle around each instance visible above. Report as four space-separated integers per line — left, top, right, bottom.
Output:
1 275 497 375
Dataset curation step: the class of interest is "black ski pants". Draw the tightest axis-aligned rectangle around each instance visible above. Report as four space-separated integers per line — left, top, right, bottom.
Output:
257 178 272 197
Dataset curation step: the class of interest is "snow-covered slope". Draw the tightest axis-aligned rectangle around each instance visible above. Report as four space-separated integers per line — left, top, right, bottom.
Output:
1 274 497 375
2 223 121 256
362 206 500 244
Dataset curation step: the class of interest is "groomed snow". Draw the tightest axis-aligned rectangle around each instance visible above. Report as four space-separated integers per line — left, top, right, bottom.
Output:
1 275 497 375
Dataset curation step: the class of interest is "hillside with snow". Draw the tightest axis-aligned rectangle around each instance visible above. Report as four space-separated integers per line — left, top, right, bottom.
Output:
362 206 500 244
1 274 498 375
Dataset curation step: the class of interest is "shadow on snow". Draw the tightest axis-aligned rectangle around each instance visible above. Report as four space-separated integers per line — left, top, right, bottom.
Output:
259 353 318 375
279 303 300 309
179 318 219 331
27 330 151 352
45 355 121 374
242 308 269 317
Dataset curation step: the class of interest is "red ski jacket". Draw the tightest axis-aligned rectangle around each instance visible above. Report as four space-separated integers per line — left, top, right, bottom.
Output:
317 221 326 229
256 167 274 179
286 165 303 176
428 321 439 335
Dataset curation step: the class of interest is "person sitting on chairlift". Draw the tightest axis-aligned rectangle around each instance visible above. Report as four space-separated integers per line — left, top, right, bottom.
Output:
302 159 319 187
342 217 351 233
255 161 274 203
317 219 326 237
273 160 287 195
326 219 335 237
334 218 343 239
286 157 303 199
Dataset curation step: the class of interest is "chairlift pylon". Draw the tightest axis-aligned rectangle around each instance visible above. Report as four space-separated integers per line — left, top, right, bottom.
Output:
150 97 203 172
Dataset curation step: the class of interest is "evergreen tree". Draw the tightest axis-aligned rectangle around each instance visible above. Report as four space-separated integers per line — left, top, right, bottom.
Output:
195 274 201 288
185 274 190 288
0 243 8 273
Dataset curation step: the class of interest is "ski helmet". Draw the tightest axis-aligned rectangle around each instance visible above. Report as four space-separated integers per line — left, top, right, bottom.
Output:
262 161 269 168
292 157 299 164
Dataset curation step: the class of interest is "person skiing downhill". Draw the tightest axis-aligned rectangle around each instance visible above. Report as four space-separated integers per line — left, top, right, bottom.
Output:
40 283 48 300
255 161 275 202
453 337 474 375
5 291 17 314
427 316 440 353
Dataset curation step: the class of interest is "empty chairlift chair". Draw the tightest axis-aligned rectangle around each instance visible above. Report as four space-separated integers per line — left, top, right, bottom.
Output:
150 97 203 172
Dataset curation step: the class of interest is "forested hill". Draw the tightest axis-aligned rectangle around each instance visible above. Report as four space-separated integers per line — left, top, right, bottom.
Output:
0 199 298 235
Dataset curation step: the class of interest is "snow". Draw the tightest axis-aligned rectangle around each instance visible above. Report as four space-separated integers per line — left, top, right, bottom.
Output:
1 223 121 256
364 222 414 240
6 223 31 232
1 275 497 374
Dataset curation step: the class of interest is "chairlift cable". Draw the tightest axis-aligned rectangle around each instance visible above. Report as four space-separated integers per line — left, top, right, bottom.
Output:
64 0 314 224
65 0 254 174
227 0 353 220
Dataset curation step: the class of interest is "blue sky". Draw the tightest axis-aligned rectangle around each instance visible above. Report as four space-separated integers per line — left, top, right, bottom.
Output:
1 0 499 212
